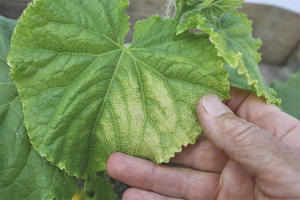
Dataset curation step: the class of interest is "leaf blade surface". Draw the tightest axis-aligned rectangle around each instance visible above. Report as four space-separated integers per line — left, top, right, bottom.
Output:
8 0 230 178
178 10 281 106
0 15 77 200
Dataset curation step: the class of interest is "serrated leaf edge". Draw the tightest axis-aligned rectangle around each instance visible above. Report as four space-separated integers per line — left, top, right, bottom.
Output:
185 12 281 107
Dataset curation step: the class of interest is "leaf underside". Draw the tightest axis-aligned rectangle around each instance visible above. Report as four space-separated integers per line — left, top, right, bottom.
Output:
8 0 230 178
178 10 281 107
0 15 77 200
223 63 250 90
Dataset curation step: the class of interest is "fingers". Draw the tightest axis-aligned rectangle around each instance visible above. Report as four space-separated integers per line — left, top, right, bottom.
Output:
237 92 300 149
196 94 300 177
107 153 220 200
224 87 300 149
170 137 228 173
123 188 183 200
222 87 280 125
218 160 255 200
222 86 253 113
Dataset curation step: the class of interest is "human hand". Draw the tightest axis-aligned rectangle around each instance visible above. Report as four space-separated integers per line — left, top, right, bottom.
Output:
107 87 300 200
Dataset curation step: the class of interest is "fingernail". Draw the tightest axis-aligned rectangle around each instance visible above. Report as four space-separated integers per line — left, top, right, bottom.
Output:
202 94 229 117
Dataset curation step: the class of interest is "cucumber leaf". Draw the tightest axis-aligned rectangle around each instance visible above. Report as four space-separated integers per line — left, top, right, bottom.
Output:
188 0 243 19
175 0 242 21
185 0 205 6
223 63 250 90
0 15 77 200
85 171 117 200
178 10 281 106
0 16 16 59
271 70 300 120
8 0 230 178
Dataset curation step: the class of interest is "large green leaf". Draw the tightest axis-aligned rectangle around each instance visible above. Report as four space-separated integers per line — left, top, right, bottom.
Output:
271 70 300 120
8 0 230 178
0 16 16 59
178 10 281 106
0 15 77 200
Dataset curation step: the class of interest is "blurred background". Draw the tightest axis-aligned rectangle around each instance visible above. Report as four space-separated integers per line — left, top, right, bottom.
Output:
1 0 299 199
0 0 299 84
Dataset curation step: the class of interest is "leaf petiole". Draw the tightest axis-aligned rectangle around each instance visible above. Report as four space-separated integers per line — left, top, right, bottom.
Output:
174 0 186 23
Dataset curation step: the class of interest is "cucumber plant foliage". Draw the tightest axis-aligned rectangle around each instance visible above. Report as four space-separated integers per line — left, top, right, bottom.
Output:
1 0 282 198
271 70 300 121
0 15 77 200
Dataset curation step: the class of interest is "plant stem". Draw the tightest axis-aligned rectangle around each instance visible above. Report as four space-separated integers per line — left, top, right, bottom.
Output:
164 0 174 18
194 0 214 9
174 4 185 23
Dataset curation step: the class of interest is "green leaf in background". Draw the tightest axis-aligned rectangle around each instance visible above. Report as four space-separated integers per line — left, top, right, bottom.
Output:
0 15 77 200
192 0 243 19
0 16 16 59
185 0 203 6
84 171 117 200
177 10 281 107
271 70 300 120
174 0 242 22
8 0 230 178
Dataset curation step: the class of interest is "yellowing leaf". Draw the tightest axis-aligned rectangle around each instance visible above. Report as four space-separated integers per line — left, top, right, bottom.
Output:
8 0 230 178
178 10 281 106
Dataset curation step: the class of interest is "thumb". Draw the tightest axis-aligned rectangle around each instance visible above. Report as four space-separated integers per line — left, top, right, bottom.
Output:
196 94 295 176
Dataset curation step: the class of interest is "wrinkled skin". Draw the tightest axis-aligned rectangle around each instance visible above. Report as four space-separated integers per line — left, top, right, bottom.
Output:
107 87 300 200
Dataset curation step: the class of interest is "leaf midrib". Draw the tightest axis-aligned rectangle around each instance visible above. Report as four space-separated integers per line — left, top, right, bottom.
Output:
79 41 225 173
84 50 125 175
0 96 20 128
0 56 6 62
85 45 206 169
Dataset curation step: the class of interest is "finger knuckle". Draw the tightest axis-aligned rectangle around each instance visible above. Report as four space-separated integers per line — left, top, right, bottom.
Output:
221 117 260 144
